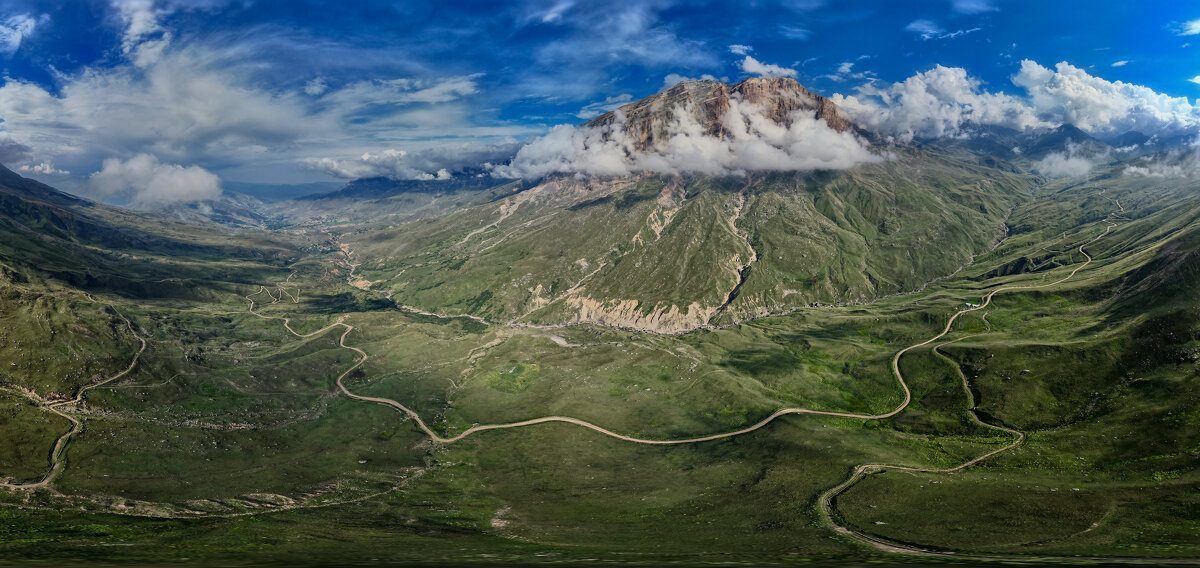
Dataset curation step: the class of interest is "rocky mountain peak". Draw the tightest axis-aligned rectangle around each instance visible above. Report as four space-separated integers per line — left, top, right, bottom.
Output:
584 77 854 151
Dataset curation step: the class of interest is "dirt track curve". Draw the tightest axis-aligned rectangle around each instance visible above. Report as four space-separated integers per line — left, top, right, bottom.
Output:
249 223 1112 450
0 219 1114 559
0 307 146 491
817 222 1114 556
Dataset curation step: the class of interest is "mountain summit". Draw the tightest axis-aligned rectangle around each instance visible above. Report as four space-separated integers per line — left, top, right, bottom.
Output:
585 77 854 150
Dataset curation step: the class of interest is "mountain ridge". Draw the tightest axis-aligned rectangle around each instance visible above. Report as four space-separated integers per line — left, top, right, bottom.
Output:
585 77 856 151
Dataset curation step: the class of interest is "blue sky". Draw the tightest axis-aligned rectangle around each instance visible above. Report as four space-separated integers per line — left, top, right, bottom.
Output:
0 0 1198 195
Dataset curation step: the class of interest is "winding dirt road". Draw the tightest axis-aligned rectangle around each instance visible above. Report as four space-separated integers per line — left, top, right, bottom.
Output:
0 217 1113 557
817 222 1113 555
244 220 1116 559
0 307 146 491
249 222 1111 451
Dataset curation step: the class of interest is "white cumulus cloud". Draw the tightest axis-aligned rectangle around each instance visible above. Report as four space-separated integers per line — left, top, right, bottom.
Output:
1124 141 1200 178
18 161 69 175
740 56 797 78
1012 60 1200 134
832 65 1046 141
1033 144 1103 178
832 60 1200 142
492 99 881 179
88 153 222 208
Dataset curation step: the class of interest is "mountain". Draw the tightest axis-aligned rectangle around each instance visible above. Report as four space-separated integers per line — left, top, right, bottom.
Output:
586 77 855 150
1109 130 1151 149
6 77 1200 565
296 174 501 201
339 79 1031 332
0 162 292 298
222 180 344 202
1024 123 1110 157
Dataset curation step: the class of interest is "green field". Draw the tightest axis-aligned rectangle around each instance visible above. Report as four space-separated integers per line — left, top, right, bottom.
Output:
1 156 1199 566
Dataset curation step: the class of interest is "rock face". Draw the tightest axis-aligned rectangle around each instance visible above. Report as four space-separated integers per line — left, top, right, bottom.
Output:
585 77 854 150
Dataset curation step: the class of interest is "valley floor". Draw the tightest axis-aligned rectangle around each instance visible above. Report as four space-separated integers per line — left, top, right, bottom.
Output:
2 171 1200 566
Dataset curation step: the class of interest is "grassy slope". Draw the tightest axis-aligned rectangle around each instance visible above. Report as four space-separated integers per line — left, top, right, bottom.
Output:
0 159 1198 564
344 149 1029 329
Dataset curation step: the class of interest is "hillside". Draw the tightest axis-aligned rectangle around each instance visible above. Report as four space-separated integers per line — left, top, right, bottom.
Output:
1 79 1200 565
341 82 1031 332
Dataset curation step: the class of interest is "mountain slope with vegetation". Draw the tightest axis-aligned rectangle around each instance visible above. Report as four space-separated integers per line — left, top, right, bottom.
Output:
1 77 1199 565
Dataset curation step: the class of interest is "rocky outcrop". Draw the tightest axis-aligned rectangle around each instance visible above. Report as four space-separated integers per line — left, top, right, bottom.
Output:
564 296 717 334
585 77 854 151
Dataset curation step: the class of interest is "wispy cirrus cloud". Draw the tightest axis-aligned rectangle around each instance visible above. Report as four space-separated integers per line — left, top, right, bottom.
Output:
0 0 536 189
906 19 981 40
575 94 633 119
905 19 944 39
0 13 44 55
951 0 998 14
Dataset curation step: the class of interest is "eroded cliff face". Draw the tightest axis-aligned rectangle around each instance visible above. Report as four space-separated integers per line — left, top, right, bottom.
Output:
563 296 718 334
585 77 854 151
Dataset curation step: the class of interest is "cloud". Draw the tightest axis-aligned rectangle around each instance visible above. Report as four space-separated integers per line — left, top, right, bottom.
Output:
110 0 235 64
832 65 1046 141
525 0 575 24
18 161 69 175
740 56 797 78
778 25 810 40
728 44 752 55
111 0 176 67
1012 60 1200 134
304 78 328 96
88 154 222 208
1033 144 1102 178
905 19 980 40
1124 144 1200 178
301 139 522 180
0 26 511 185
782 0 824 11
905 19 944 39
576 94 633 119
526 2 718 100
318 75 481 109
0 13 42 54
0 133 33 164
1111 60 1129 67
0 48 320 168
661 73 721 92
492 98 882 179
833 60 1200 142
939 27 981 40
112 0 162 51
1190 75 1200 85
1178 18 1200 36
951 0 998 14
